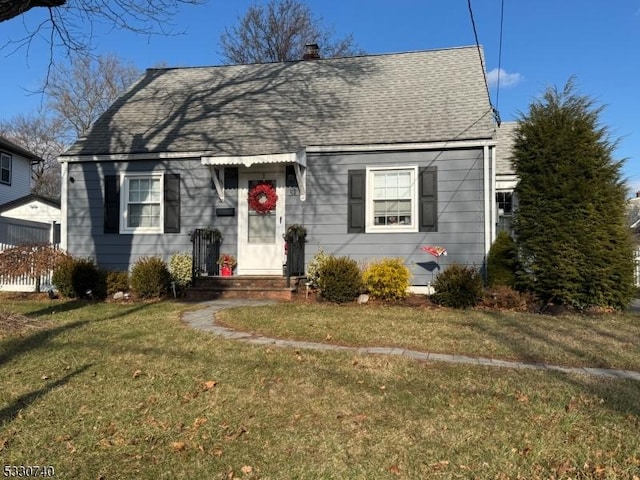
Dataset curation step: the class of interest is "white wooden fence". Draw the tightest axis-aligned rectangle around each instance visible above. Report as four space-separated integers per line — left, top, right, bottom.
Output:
0 242 60 292
0 217 60 292
635 248 640 287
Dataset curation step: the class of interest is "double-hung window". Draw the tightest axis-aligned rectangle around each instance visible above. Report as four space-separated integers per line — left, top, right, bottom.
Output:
0 152 11 185
121 174 163 233
366 166 418 233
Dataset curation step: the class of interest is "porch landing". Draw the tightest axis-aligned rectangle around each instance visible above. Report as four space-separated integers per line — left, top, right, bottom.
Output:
186 275 306 301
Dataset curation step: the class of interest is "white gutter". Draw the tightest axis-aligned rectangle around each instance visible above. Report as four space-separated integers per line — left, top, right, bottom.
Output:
59 140 496 163
307 139 496 153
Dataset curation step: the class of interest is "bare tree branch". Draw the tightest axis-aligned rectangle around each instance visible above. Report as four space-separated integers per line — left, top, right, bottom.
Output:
44 54 141 138
220 0 363 64
2 0 206 64
0 111 67 199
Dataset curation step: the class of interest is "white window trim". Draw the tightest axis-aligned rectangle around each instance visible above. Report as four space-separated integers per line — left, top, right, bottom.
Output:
120 173 164 234
0 152 11 185
365 165 419 233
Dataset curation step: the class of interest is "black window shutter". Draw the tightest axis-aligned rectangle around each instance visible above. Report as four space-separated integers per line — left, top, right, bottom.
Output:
104 175 120 234
348 170 366 233
419 166 438 232
224 167 239 189
164 173 181 233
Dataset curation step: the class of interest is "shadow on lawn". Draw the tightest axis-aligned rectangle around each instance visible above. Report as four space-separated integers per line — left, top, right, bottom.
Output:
472 311 626 369
0 303 153 367
471 311 640 417
0 364 92 428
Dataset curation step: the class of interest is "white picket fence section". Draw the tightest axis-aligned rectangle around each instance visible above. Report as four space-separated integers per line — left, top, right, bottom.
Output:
635 248 640 287
0 241 58 293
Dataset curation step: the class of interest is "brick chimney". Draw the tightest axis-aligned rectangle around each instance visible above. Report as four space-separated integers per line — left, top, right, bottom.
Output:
303 43 320 60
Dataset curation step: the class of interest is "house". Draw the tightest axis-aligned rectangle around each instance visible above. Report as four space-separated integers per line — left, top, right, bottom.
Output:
0 135 41 205
494 121 518 233
0 137 60 291
0 136 60 247
58 45 500 287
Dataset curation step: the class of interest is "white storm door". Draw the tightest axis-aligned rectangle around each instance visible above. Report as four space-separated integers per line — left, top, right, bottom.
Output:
238 169 286 275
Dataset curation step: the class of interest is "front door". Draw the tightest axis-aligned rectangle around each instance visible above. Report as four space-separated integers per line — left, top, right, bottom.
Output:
237 168 286 275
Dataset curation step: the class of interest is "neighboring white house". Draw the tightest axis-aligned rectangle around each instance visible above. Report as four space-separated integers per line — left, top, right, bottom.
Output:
0 136 60 291
0 135 40 205
0 194 61 225
495 121 518 233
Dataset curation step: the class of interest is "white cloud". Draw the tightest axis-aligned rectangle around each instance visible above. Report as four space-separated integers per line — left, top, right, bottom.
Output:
487 68 523 88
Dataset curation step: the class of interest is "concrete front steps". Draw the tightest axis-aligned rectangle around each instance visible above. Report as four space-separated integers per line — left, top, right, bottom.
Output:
186 275 306 301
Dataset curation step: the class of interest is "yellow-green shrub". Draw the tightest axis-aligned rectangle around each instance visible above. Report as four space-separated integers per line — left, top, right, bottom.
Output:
169 251 193 287
362 258 410 300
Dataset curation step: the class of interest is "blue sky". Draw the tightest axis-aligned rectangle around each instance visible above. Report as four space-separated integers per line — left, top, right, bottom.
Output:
2 0 639 193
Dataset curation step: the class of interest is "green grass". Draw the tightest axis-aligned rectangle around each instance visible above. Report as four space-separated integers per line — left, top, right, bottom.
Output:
1 297 639 479
217 303 640 371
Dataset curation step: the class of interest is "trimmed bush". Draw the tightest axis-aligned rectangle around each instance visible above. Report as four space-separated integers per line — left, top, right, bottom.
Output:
482 285 535 311
130 256 171 298
431 264 483 309
318 255 362 303
169 252 193 288
52 256 106 299
306 248 330 289
487 231 519 287
106 270 129 295
362 258 410 300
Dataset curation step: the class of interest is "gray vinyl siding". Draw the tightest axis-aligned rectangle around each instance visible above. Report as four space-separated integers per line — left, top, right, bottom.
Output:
287 148 486 286
67 147 487 285
66 158 237 271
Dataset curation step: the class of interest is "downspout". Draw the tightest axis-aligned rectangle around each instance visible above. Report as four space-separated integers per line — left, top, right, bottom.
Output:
60 160 68 251
490 145 496 244
483 144 491 257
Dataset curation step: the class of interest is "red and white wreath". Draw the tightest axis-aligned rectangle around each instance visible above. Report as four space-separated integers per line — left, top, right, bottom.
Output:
248 182 278 214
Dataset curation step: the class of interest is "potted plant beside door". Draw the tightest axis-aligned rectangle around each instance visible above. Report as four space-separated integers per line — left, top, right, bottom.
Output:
217 254 237 277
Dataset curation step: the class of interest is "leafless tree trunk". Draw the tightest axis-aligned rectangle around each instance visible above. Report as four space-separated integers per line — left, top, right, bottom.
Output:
0 112 67 199
45 54 141 138
220 0 363 64
0 0 64 23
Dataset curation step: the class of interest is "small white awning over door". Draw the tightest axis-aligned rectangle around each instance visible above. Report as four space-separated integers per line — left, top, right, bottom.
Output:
201 150 307 201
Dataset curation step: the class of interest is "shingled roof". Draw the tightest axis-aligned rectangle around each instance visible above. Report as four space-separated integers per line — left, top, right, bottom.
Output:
61 46 496 159
495 121 518 175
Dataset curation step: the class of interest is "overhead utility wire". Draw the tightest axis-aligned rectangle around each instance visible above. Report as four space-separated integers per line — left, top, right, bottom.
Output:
467 0 501 126
495 0 505 112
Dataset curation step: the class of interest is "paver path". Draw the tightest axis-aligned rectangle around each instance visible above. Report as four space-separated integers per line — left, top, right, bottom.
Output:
182 299 640 382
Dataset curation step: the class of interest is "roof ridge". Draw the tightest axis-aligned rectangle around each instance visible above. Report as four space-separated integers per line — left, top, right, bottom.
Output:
145 44 481 72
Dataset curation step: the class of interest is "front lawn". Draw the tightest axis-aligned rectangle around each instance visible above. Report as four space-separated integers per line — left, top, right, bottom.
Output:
217 302 640 371
1 297 639 479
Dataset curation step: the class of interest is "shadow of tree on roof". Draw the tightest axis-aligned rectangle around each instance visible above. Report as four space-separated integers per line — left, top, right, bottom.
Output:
70 58 380 157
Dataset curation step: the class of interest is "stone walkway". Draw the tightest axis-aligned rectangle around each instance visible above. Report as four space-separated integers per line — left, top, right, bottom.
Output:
182 299 640 382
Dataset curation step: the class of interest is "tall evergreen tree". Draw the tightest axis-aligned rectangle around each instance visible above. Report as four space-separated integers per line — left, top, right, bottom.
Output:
513 79 634 310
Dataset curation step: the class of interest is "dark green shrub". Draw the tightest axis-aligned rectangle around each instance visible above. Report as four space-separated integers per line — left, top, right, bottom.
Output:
487 231 519 287
52 256 106 299
431 263 483 309
106 270 129 295
130 256 171 298
318 255 362 303
362 258 410 300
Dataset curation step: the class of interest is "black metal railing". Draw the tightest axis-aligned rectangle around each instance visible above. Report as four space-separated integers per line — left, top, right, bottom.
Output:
285 230 305 285
191 228 222 283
